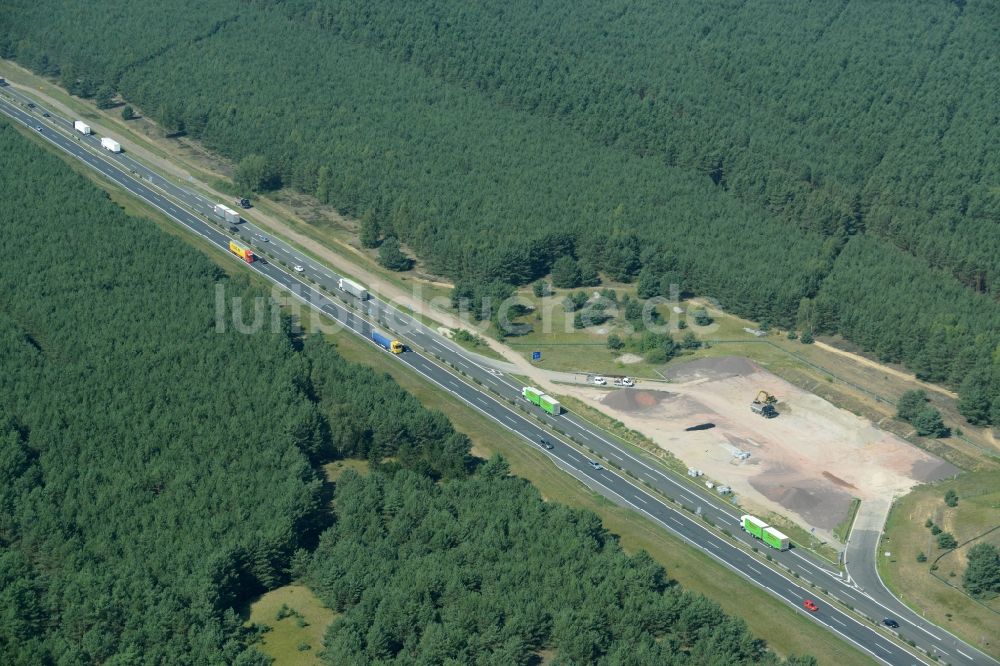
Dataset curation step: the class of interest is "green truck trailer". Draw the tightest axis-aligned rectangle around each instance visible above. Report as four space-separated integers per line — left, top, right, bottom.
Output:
740 515 790 551
522 387 562 415
762 526 790 551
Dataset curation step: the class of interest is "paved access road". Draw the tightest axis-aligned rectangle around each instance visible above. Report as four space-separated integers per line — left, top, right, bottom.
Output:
3 90 995 666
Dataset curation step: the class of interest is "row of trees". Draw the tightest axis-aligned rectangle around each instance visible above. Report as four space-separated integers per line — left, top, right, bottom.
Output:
279 0 1000 297
307 459 817 665
2 1 999 425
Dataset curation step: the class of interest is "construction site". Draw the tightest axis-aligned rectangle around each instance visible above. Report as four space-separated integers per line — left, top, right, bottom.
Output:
557 356 958 543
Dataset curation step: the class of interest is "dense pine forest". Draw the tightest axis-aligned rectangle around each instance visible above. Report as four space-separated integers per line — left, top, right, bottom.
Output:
0 121 812 663
2 0 998 426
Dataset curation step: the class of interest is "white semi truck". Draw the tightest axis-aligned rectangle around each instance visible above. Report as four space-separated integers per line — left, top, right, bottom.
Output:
337 277 369 300
212 203 240 225
100 137 121 153
74 121 92 135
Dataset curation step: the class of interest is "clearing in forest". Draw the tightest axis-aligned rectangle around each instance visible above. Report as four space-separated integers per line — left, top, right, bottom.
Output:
246 584 337 665
560 356 957 542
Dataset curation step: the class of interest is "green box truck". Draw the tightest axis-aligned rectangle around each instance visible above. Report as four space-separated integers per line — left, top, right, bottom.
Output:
762 526 790 551
522 387 562 415
741 515 768 540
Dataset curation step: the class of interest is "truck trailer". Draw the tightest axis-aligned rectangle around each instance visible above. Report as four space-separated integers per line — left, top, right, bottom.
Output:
228 241 255 263
74 120 92 135
100 137 121 153
762 526 790 551
371 331 403 354
522 386 562 415
212 204 240 225
740 515 790 550
338 278 369 300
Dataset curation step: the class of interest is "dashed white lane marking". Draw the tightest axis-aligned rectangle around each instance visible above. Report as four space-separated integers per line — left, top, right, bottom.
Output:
830 616 846 627
956 648 973 660
634 495 648 505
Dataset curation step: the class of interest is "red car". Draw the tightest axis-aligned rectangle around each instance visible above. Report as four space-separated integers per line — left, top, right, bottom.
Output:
803 599 819 612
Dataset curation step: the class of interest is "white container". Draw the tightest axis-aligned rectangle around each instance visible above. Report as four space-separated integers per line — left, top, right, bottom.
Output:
338 278 369 300
212 204 240 224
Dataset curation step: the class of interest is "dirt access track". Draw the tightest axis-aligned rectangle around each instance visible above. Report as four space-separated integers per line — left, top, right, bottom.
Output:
559 356 957 542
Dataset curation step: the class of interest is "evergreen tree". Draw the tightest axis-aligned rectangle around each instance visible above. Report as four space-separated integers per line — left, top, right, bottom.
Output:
359 209 380 248
578 260 601 287
236 154 279 192
551 256 580 289
315 165 332 203
958 370 993 425
94 83 115 108
963 543 1000 599
636 268 660 298
897 390 928 422
378 237 411 271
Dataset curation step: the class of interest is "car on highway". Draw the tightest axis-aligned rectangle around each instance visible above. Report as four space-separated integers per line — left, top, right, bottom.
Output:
34 125 43 132
228 225 239 233
802 599 819 612
293 265 304 273
538 437 553 450
622 377 634 387
42 111 50 117
256 234 269 242
592 376 607 386
26 102 35 108
588 459 603 470
882 618 899 629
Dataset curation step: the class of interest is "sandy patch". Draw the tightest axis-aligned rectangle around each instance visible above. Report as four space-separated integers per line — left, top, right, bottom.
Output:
557 356 957 541
616 353 643 364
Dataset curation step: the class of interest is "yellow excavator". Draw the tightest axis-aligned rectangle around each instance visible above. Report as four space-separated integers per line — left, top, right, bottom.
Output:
751 390 778 418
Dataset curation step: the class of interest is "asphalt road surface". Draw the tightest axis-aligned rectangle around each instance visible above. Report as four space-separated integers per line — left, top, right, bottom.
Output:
2 89 995 666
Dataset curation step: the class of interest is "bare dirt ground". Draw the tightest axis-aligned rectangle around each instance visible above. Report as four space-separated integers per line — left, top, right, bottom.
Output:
560 356 957 541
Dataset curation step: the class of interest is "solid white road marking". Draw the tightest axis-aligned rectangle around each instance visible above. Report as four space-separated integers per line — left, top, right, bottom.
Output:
915 624 941 640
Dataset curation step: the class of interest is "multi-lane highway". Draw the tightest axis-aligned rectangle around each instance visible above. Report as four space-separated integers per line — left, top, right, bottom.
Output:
2 86 995 666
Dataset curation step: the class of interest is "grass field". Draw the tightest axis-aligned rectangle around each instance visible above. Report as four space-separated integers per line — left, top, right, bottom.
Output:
879 470 1000 659
245 585 337 664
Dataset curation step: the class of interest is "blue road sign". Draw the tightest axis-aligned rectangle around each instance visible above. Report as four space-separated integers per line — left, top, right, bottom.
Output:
532 351 541 361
